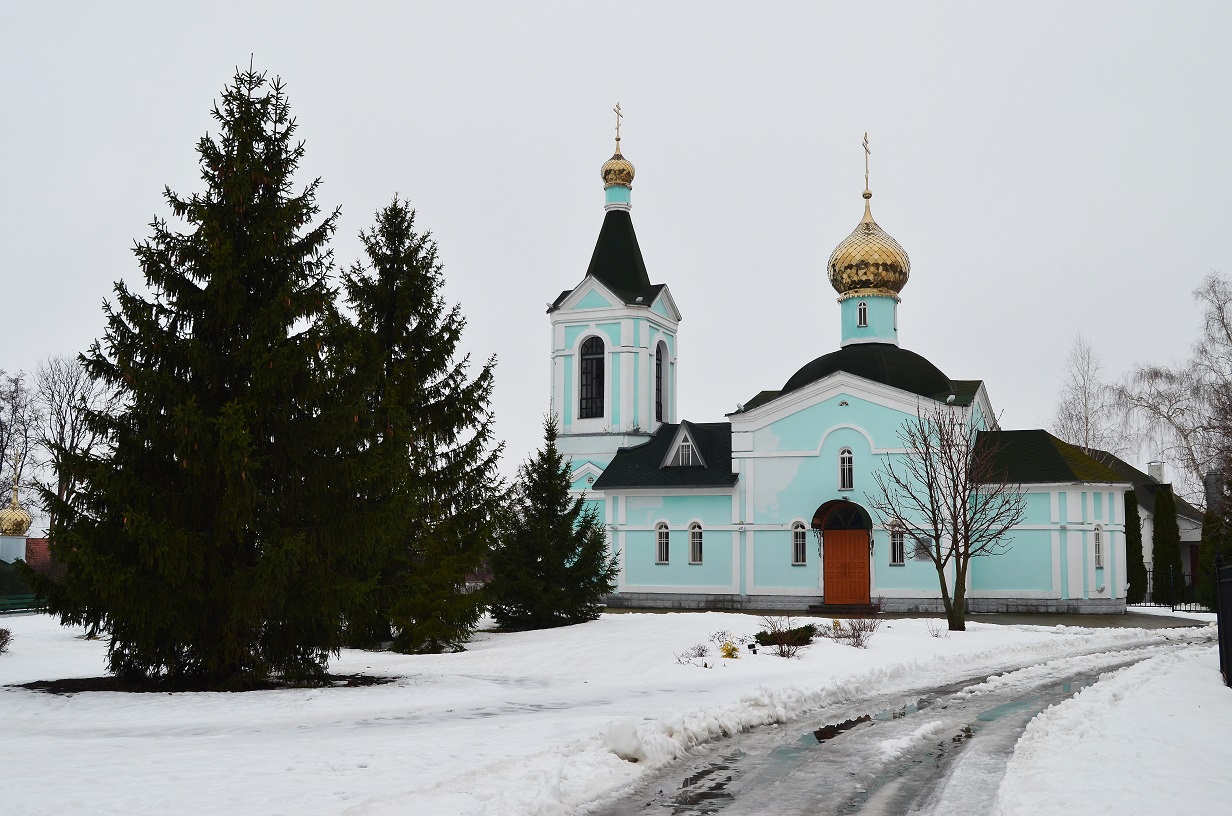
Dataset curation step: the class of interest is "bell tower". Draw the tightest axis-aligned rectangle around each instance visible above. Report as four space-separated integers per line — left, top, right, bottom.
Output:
547 107 681 479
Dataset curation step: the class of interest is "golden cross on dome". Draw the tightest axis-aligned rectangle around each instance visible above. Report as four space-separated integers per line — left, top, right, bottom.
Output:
863 132 871 191
613 102 623 143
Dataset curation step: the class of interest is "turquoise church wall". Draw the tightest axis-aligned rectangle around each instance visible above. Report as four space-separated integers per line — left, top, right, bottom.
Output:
970 529 1053 591
840 295 898 346
752 530 817 589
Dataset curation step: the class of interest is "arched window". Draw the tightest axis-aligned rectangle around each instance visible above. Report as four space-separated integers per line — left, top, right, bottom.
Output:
689 523 703 564
857 301 868 328
1093 525 1103 568
792 522 807 565
839 448 854 490
656 523 670 564
579 336 605 419
655 342 666 422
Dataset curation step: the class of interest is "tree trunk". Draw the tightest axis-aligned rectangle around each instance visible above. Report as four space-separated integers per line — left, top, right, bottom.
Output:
949 564 968 631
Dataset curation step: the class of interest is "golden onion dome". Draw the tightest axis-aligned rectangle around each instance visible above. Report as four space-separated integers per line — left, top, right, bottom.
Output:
827 190 911 300
600 139 635 188
0 496 32 537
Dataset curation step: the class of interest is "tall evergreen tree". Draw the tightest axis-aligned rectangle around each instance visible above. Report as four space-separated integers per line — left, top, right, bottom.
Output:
1196 507 1231 610
1124 490 1148 604
1151 486 1184 606
337 197 502 653
23 69 365 689
489 417 617 630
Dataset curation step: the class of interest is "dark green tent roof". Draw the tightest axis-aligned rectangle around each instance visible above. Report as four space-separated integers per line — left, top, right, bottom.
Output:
976 430 1129 484
593 421 738 490
549 210 664 311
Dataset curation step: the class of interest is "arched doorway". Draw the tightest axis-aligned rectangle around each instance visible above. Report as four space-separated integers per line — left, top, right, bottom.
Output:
812 500 872 605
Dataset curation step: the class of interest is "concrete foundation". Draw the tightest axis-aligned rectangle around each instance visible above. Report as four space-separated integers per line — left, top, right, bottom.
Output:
605 592 1126 615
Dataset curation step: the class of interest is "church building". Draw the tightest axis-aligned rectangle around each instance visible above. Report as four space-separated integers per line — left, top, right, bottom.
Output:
547 126 1131 613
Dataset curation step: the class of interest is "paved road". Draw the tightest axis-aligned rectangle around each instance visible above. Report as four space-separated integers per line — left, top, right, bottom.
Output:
591 637 1209 816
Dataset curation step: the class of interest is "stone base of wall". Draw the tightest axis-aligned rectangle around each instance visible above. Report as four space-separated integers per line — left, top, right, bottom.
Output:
603 592 823 612
606 593 1127 615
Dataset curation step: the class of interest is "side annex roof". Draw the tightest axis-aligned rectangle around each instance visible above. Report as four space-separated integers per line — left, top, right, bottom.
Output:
976 430 1131 484
593 421 738 490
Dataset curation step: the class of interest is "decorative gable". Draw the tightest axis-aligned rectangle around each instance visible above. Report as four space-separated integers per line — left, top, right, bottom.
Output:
661 423 706 468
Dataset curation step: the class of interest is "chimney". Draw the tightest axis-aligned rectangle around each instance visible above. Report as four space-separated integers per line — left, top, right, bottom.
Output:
1147 461 1166 484
1205 471 1224 512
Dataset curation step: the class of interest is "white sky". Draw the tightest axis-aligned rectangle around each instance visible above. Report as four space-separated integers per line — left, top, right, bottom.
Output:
3 2 1230 479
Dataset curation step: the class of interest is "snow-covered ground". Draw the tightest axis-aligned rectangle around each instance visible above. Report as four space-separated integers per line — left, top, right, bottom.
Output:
0 611 1224 815
992 642 1231 815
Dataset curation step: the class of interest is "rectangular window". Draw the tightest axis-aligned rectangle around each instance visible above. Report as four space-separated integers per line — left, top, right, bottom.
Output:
689 526 703 564
672 439 696 466
656 527 669 564
792 527 807 565
890 530 905 566
1094 529 1103 568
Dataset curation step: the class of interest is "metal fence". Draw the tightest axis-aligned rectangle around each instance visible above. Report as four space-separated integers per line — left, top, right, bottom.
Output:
1217 556 1232 689
1137 567 1209 613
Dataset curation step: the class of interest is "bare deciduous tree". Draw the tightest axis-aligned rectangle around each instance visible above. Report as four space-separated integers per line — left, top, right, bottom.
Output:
1114 272 1232 504
34 355 111 530
867 404 1026 631
1052 333 1127 457
0 370 42 504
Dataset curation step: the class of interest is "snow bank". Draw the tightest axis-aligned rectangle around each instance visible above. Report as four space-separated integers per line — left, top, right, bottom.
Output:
992 644 1232 815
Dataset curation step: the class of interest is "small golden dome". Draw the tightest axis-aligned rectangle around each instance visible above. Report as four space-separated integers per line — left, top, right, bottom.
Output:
601 140 635 188
0 497 32 537
827 190 911 300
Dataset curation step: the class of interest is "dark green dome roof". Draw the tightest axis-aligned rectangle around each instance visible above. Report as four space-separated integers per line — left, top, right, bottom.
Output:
781 343 954 401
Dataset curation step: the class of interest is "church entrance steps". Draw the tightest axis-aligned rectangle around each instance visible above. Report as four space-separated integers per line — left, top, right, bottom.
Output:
807 602 881 616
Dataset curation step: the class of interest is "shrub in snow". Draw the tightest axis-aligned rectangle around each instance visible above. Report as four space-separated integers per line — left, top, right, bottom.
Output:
756 616 814 658
719 641 740 659
0 627 10 655
925 619 950 639
820 615 883 649
675 643 709 664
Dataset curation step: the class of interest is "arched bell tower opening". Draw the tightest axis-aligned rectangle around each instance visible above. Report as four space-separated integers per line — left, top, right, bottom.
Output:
812 500 872 605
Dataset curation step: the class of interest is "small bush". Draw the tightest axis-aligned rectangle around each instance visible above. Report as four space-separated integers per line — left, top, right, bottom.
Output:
757 616 813 658
719 640 740 659
754 622 817 648
675 642 709 664
925 619 950 639
819 615 882 649
0 627 11 655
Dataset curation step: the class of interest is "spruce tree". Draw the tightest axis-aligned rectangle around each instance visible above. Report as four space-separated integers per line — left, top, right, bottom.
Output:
489 416 617 630
1151 486 1184 606
1124 490 1148 604
24 69 366 688
337 197 502 653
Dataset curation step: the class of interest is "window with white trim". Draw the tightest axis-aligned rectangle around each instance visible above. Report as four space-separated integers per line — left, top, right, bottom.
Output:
655 342 666 422
890 529 905 565
857 300 868 328
579 335 605 419
839 448 854 490
792 522 807 565
689 523 703 564
1093 525 1103 568
656 523 670 564
671 437 697 466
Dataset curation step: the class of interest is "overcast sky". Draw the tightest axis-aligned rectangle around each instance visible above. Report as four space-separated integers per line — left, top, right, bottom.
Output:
3 2 1230 479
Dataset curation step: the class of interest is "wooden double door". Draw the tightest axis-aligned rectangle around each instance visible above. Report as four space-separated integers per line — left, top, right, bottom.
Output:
823 529 870 605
